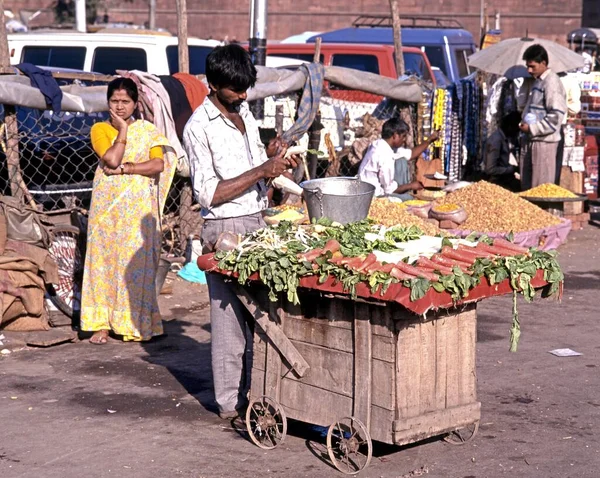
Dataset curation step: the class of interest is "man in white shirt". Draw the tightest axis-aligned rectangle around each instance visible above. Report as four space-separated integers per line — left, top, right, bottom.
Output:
358 118 436 200
183 44 298 420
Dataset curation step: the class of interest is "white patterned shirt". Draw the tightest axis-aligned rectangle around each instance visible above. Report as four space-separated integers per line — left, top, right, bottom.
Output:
183 98 269 219
358 139 411 196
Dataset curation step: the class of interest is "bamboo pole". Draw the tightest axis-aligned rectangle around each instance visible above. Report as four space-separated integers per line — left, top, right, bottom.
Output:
389 0 405 76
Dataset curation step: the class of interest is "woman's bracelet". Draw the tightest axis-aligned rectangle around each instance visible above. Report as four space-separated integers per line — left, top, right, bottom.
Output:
115 138 127 145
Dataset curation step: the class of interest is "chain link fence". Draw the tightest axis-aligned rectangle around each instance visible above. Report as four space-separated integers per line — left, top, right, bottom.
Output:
0 76 419 257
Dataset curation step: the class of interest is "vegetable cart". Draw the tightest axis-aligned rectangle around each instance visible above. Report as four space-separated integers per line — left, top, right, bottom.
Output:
198 247 556 475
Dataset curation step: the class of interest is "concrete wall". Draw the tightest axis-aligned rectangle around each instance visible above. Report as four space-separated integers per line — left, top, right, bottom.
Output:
8 0 584 45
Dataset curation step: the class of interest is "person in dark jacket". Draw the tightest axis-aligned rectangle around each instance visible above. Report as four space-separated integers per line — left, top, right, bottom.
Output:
484 111 521 191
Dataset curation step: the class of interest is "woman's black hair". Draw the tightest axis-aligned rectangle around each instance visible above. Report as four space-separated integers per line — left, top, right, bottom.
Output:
205 44 257 91
523 44 549 65
107 77 139 103
381 117 410 139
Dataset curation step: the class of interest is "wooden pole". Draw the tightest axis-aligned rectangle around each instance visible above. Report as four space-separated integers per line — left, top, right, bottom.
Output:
313 37 322 63
0 0 9 67
0 3 34 206
176 0 189 74
389 0 405 76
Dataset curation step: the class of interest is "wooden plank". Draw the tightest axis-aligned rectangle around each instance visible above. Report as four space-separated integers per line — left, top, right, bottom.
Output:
370 405 395 445
457 306 477 405
284 315 354 353
252 348 266 372
265 339 282 401
396 318 421 419
279 377 353 427
283 314 396 364
24 329 77 347
392 401 481 446
250 366 265 398
370 306 395 338
445 311 460 408
419 319 436 414
372 359 395 411
283 311 352 331
288 341 354 396
353 303 373 430
235 285 310 377
434 313 448 410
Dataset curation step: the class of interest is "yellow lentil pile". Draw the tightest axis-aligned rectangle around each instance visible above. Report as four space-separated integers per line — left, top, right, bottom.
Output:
402 199 430 207
437 181 561 233
519 183 578 199
432 203 461 213
369 198 441 235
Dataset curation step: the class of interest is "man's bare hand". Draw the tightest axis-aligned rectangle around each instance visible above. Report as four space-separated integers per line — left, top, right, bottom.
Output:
519 122 530 133
408 180 424 191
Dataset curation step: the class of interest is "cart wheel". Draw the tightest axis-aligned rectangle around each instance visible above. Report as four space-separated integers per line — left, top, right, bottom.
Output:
245 396 287 450
444 420 480 446
327 417 373 475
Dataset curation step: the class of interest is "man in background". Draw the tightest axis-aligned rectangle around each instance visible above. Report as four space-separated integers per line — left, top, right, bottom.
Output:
358 118 437 200
519 44 567 190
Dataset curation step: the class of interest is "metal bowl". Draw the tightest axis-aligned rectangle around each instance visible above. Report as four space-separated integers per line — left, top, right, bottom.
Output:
300 177 375 224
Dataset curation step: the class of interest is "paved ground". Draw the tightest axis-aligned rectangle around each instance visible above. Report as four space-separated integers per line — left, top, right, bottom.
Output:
0 224 599 478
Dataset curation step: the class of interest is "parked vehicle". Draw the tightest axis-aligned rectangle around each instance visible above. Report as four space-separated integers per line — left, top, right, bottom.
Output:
307 16 477 83
264 42 435 103
8 31 221 75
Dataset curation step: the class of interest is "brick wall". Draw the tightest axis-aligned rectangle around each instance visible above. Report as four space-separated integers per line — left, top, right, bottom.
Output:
7 0 584 45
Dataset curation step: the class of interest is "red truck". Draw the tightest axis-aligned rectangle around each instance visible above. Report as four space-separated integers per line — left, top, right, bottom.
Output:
264 42 435 103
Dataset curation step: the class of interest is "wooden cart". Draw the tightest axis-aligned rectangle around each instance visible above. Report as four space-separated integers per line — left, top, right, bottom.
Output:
237 285 480 474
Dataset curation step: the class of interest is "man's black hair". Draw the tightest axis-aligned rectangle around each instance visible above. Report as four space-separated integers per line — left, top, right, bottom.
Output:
107 77 138 103
523 44 549 65
381 117 410 139
205 44 257 91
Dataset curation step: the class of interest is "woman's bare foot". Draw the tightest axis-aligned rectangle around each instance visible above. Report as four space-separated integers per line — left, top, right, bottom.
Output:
89 330 109 345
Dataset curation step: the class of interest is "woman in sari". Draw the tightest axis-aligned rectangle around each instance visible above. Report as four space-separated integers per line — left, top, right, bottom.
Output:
82 77 176 344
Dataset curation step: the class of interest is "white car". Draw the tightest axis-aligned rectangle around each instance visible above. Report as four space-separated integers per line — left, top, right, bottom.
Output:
8 31 222 76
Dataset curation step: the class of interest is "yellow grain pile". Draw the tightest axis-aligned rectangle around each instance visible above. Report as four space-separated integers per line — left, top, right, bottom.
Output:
369 198 442 235
437 181 561 232
519 183 578 199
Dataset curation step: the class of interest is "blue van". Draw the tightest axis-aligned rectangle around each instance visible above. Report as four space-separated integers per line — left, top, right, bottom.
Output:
308 16 477 83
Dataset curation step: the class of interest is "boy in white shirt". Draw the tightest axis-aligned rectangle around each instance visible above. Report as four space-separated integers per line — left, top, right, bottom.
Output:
358 118 437 200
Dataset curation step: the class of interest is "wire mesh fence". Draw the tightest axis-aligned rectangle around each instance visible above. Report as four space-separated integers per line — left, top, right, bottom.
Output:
0 77 417 257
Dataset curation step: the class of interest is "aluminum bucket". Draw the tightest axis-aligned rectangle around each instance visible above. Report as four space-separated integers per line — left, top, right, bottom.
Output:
300 177 376 224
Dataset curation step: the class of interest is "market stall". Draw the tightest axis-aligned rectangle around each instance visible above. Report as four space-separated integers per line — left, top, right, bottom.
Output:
197 216 563 474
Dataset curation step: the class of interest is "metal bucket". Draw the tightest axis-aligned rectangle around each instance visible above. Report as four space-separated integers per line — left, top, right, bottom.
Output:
300 177 376 224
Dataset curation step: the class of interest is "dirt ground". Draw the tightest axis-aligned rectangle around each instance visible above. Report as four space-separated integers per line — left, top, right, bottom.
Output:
0 224 599 478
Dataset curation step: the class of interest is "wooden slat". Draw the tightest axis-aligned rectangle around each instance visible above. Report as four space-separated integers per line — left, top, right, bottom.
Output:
392 402 481 446
419 319 436 414
370 306 395 338
457 306 477 405
279 378 353 427
287 341 354 397
264 303 283 401
370 405 395 445
235 285 310 377
282 314 396 363
445 311 460 408
372 359 395 411
250 366 265 398
434 315 448 410
396 318 421 419
353 303 373 429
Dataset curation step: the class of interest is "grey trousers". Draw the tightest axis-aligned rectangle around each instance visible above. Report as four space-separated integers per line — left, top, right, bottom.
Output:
202 213 265 413
519 139 559 191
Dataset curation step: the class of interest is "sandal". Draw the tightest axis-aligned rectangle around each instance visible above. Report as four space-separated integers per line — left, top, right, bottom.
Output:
89 330 109 345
